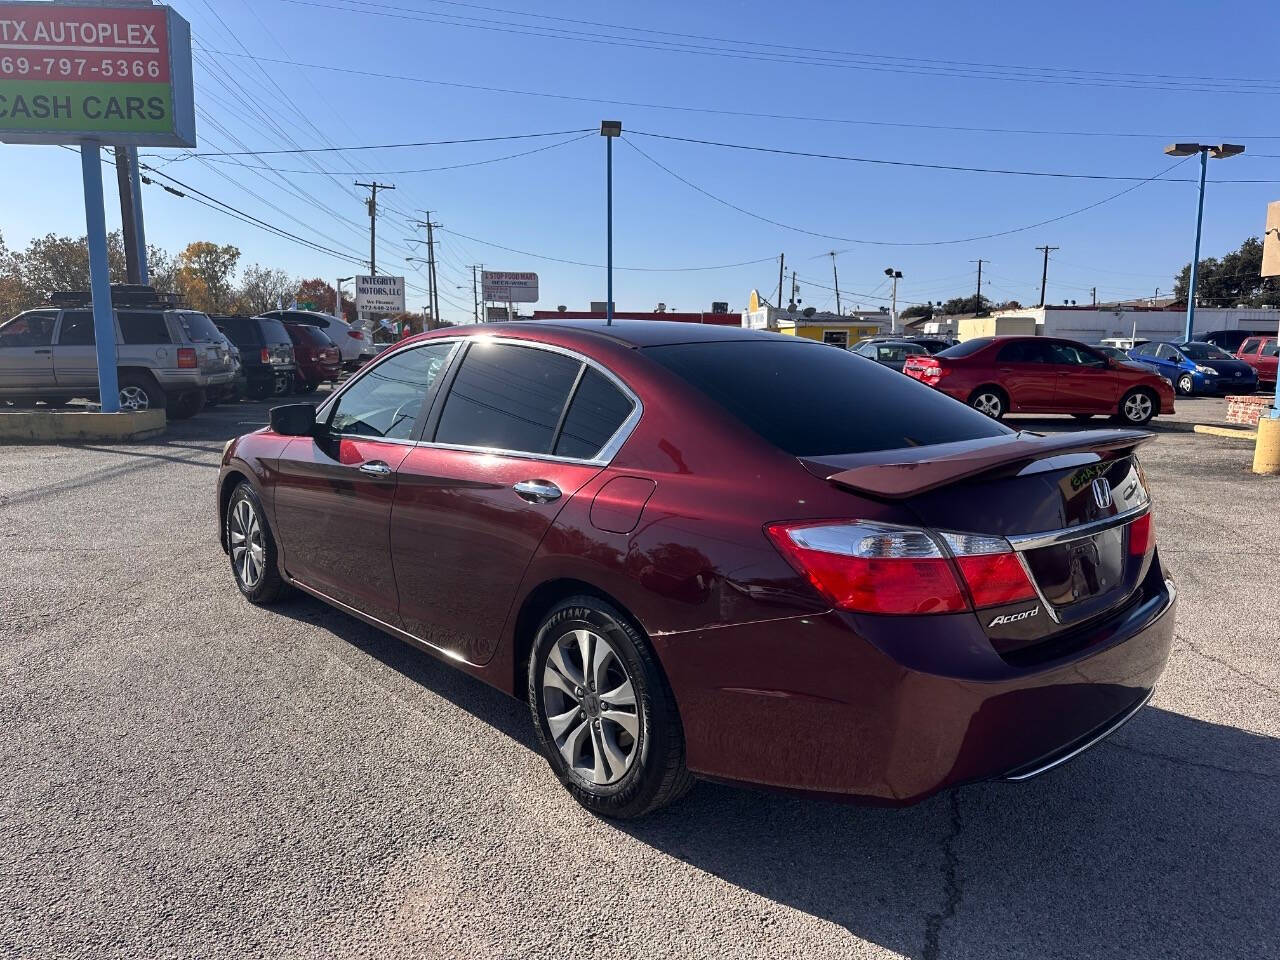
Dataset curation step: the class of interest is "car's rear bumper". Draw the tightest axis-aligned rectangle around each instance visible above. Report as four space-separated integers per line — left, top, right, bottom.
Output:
655 557 1175 804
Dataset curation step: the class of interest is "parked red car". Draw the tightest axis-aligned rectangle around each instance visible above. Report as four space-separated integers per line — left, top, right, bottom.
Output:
217 322 1174 818
1236 335 1278 387
903 336 1176 424
283 321 342 394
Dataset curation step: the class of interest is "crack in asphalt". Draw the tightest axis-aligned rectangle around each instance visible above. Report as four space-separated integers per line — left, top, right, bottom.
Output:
1104 740 1278 781
1176 632 1280 699
922 791 964 960
0 446 220 509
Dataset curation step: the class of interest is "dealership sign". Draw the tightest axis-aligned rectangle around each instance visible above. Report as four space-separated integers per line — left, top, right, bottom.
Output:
482 271 539 303
355 275 405 314
0 2 195 146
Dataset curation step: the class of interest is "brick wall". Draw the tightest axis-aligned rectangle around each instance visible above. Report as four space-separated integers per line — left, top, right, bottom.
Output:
1225 395 1274 427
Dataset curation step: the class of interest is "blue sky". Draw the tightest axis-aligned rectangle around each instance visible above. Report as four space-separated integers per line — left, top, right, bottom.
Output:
3 0 1279 321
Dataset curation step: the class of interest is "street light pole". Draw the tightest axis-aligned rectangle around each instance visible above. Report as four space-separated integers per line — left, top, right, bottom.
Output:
884 268 902 333
1164 142 1245 342
601 121 622 325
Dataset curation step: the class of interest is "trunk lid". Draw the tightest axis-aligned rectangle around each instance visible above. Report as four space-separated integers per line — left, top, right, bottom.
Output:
802 430 1157 656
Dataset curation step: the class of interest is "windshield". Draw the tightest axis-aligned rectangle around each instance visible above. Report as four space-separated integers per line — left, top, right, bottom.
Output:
644 339 1010 457
1180 342 1234 361
938 338 992 358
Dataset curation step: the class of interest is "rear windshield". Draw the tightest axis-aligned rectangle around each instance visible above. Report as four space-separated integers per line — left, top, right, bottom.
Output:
1180 342 1234 361
937 338 992 358
644 340 1010 457
258 317 292 345
176 311 222 343
287 324 333 346
216 316 259 347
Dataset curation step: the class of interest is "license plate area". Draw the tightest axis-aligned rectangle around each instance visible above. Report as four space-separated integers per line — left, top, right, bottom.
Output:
1022 526 1126 609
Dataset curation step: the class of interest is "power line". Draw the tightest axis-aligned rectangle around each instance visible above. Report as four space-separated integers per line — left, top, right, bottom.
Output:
626 130 1280 183
622 136 1197 247
196 132 594 175
273 0 1280 96
195 49 1280 142
174 126 596 158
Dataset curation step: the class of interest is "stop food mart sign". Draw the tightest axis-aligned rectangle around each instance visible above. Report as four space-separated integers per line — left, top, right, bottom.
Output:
0 1 194 146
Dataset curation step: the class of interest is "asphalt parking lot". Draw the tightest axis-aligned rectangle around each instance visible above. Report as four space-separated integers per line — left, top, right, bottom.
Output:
2 394 1277 960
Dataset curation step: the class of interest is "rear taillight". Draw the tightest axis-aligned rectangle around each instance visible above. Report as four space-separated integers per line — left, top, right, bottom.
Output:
260 347 271 364
1128 512 1155 556
905 357 944 382
766 520 1037 615
349 329 364 340
177 347 197 369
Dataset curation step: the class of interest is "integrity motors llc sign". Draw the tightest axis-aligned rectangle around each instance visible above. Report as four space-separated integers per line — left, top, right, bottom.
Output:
0 2 195 146
355 275 406 314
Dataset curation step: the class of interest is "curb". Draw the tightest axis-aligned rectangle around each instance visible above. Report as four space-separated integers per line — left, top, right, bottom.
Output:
1192 424 1258 442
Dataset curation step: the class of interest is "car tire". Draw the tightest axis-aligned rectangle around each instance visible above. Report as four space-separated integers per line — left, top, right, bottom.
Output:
293 378 318 395
1117 388 1157 426
225 482 289 605
168 389 205 420
117 372 165 413
969 387 1006 420
1176 373 1194 395
528 595 693 820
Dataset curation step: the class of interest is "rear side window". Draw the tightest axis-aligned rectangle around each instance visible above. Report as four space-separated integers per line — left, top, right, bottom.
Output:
0 310 56 347
435 342 581 454
176 311 222 343
937 338 992 358
645 340 1010 457
554 368 635 459
119 311 172 345
57 310 95 345
258 318 292 345
217 317 260 347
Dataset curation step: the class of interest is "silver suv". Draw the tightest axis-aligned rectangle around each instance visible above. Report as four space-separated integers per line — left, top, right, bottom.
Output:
0 301 235 419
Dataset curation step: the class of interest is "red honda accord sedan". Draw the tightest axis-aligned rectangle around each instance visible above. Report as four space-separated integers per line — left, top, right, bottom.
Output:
903 335 1176 424
217 322 1175 818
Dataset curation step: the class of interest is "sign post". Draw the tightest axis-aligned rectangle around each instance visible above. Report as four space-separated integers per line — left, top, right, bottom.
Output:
1261 201 1280 421
1 2 194 414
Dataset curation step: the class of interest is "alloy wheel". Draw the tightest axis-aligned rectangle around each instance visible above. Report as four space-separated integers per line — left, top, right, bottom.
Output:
973 392 1003 418
1124 392 1154 423
119 385 150 411
541 628 640 786
1177 374 1193 395
228 498 266 589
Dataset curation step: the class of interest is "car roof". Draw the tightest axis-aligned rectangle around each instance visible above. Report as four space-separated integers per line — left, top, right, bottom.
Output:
432 319 793 349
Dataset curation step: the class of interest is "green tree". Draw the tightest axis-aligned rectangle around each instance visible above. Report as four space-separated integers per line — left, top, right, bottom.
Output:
175 241 240 313
1174 236 1280 308
14 231 128 303
235 264 295 315
900 303 933 321
940 294 992 316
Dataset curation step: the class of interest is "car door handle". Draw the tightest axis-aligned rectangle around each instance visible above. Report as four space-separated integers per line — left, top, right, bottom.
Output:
514 480 562 503
34 348 51 354
998 367 1014 374
358 461 393 477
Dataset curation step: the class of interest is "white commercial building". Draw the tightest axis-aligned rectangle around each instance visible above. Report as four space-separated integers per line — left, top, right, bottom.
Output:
930 306 1280 344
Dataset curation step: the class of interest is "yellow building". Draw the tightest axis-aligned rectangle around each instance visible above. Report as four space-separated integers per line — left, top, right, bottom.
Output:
743 290 887 348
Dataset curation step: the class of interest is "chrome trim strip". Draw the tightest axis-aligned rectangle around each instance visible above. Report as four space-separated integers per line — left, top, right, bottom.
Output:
316 335 644 468
1007 502 1150 552
288 578 483 668
1002 686 1155 782
1014 549 1063 624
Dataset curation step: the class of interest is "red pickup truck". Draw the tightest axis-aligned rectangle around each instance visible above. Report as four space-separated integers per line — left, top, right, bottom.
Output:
1236 336 1278 387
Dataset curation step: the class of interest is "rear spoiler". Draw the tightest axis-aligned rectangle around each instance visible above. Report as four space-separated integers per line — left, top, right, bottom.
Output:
806 429 1155 499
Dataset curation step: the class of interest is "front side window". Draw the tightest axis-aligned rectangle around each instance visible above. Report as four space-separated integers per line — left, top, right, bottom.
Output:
435 342 581 454
57 310 96 346
1240 338 1262 354
1047 343 1106 367
0 310 56 347
1262 341 1279 358
328 342 454 441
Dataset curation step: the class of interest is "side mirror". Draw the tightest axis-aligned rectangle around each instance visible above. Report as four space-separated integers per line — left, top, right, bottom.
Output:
269 403 317 437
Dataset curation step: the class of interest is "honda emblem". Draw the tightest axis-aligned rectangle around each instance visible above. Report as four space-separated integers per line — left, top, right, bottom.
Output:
1092 477 1113 510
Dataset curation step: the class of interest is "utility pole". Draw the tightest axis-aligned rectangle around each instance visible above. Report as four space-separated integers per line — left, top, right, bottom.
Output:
776 253 785 310
790 270 798 309
469 265 480 324
355 180 395 275
829 251 842 316
1035 245 1059 308
1091 287 1097 306
114 147 142 285
970 259 986 315
411 214 443 327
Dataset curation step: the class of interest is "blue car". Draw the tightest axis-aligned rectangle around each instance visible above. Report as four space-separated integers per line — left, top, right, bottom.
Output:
1128 340 1259 396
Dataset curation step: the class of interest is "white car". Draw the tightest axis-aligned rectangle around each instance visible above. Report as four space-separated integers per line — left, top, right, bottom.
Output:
260 309 375 369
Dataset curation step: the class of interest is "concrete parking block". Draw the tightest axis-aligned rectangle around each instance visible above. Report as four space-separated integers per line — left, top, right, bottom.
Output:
0 409 165 443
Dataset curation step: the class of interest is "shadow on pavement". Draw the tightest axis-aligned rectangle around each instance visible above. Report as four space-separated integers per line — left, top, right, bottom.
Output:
274 592 1277 960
